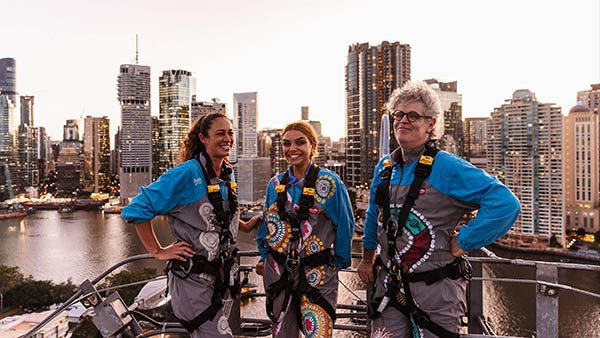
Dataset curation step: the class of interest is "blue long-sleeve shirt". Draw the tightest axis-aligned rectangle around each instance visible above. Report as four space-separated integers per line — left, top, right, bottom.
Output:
363 148 521 252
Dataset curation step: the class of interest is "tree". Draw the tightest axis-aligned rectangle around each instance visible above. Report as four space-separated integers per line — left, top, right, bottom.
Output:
5 279 55 310
576 228 587 237
595 231 600 244
549 234 562 248
0 265 24 311
53 279 78 304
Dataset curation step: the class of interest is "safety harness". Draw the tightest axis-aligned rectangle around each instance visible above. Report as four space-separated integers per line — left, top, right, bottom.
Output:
264 164 337 332
166 153 240 332
368 141 471 338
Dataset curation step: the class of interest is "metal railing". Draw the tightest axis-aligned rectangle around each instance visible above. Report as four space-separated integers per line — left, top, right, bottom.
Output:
20 246 600 338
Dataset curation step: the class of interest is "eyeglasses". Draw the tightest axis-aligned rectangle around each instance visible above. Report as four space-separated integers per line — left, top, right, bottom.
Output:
390 110 431 122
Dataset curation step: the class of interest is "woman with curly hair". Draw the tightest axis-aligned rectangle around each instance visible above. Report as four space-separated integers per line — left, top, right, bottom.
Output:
122 112 261 337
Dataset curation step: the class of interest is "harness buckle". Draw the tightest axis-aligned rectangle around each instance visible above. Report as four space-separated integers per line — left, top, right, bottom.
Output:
386 219 398 237
411 308 431 327
286 258 300 272
286 210 300 227
306 287 322 304
171 257 194 279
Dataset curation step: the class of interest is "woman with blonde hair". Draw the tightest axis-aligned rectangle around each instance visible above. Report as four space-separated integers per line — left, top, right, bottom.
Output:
256 121 354 337
123 112 260 337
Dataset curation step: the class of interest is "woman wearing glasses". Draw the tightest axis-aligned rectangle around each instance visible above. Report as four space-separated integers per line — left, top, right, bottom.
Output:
122 112 261 338
358 82 520 338
255 121 354 338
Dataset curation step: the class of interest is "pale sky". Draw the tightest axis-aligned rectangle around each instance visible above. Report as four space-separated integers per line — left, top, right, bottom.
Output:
3 0 599 143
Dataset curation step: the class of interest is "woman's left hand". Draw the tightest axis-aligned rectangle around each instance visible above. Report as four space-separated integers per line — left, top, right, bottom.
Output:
450 232 468 257
239 214 262 232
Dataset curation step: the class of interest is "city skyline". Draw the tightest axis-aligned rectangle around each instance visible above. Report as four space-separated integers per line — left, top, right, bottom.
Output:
2 0 598 142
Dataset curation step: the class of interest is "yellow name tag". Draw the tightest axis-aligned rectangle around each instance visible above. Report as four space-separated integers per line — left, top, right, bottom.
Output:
230 182 237 190
383 159 391 167
419 155 434 165
276 185 286 193
303 187 315 196
207 185 220 193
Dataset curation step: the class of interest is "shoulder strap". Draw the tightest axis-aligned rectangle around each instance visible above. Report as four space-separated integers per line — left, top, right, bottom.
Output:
395 142 438 242
296 164 319 221
196 155 237 245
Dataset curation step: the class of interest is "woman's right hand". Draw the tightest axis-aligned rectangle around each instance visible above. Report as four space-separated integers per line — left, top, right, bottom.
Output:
357 259 375 283
152 241 195 261
255 262 265 276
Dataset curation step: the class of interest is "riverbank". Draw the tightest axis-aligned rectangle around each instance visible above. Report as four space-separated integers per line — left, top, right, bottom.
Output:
489 242 600 264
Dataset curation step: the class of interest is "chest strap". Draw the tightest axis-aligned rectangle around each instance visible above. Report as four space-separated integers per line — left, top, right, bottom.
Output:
265 249 336 332
196 153 238 246
275 164 320 241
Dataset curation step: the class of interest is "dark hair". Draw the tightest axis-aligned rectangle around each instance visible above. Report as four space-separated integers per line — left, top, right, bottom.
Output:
281 121 318 159
179 112 231 163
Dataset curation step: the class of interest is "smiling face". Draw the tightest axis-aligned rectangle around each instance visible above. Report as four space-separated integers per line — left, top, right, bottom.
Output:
393 100 436 150
281 129 313 168
199 117 234 160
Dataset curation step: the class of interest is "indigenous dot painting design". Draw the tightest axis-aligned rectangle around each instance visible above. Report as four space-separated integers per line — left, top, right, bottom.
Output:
315 175 336 204
389 204 436 273
371 328 393 338
300 297 333 338
304 235 324 255
306 266 326 287
265 205 291 253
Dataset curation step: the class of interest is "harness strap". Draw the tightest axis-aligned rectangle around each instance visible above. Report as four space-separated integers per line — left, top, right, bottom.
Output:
196 153 238 245
170 249 239 332
402 257 472 285
372 142 463 337
265 249 336 325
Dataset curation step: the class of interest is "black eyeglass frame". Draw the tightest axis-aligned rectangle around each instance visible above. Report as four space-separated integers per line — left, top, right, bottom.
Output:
390 110 432 122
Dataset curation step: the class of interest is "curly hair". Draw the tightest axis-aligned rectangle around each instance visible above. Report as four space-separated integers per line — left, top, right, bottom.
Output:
281 121 319 159
385 81 442 138
179 112 232 164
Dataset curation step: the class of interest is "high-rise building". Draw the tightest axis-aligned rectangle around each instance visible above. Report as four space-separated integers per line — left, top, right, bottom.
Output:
258 128 286 176
236 157 271 205
17 124 38 189
20 96 34 126
110 127 121 181
36 126 50 181
82 116 110 193
232 92 258 163
304 119 327 167
488 90 563 246
345 41 411 188
563 103 599 233
424 79 464 157
151 116 160 181
464 117 489 170
0 58 18 108
118 64 152 204
56 120 83 196
17 95 37 190
577 83 600 114
191 96 226 124
325 138 346 181
301 106 309 120
0 95 17 200
158 70 195 175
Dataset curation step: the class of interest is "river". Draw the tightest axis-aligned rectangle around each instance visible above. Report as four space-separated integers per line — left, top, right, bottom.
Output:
0 210 598 337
